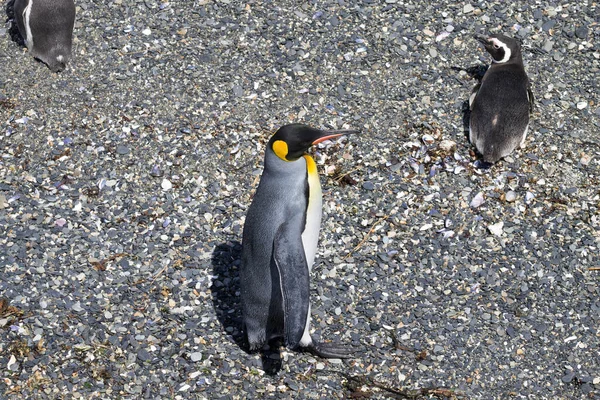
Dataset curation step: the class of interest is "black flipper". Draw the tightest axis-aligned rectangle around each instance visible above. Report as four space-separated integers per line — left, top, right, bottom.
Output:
527 86 535 114
303 340 357 359
273 222 310 350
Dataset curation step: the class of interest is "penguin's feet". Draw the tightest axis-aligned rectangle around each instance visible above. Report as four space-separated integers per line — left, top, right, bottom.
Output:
474 159 493 169
302 341 356 359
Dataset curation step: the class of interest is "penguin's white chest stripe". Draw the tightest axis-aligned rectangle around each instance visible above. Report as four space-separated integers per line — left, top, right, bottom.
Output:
23 0 34 48
490 38 511 63
301 155 322 272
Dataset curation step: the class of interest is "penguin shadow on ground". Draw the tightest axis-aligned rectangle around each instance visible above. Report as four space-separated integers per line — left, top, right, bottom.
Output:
4 0 25 47
210 241 283 375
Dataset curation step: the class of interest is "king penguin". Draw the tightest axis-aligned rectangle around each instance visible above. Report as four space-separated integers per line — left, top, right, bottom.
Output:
240 123 358 358
469 33 534 164
13 0 76 72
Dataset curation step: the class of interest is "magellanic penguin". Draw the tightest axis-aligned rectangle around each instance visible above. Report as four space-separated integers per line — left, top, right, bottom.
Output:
241 123 358 358
469 33 534 164
13 0 76 72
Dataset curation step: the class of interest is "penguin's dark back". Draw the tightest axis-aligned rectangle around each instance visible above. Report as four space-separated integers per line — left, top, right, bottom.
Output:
472 65 530 142
477 65 529 114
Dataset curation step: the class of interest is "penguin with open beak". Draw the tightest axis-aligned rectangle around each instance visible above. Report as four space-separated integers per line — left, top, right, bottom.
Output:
469 33 534 164
240 123 358 358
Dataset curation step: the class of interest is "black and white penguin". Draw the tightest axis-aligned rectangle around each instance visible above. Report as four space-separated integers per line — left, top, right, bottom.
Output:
469 33 534 164
240 123 358 358
13 0 76 72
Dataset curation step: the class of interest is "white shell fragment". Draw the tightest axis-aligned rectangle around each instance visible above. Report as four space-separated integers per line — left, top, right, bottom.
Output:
161 179 173 191
487 221 504 236
470 192 485 208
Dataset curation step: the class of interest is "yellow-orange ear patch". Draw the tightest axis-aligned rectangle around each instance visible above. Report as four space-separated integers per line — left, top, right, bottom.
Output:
272 140 289 161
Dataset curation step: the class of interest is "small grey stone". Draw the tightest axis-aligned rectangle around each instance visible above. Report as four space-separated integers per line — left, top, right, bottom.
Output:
233 85 243 97
542 40 553 52
542 20 556 32
117 145 130 155
575 26 588 39
562 371 576 383
362 181 375 190
137 349 152 361
190 352 202 362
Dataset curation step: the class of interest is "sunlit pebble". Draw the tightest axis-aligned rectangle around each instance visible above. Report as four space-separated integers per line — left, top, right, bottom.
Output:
161 179 173 191
470 192 485 208
55 218 67 227
142 28 152 36
525 192 535 203
441 230 455 238
420 223 433 231
436 31 451 42
98 178 107 190
505 191 517 202
580 153 592 166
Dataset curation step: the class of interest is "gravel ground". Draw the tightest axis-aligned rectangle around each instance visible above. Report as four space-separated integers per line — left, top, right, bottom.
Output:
1 1 599 399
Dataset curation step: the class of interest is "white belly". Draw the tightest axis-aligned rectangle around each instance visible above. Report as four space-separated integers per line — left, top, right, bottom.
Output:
301 169 322 272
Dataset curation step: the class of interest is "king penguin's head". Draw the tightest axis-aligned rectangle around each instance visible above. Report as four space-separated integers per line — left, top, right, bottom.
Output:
475 33 522 64
269 124 358 162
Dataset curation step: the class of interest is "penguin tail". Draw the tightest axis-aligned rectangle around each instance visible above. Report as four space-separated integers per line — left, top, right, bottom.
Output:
273 223 311 349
